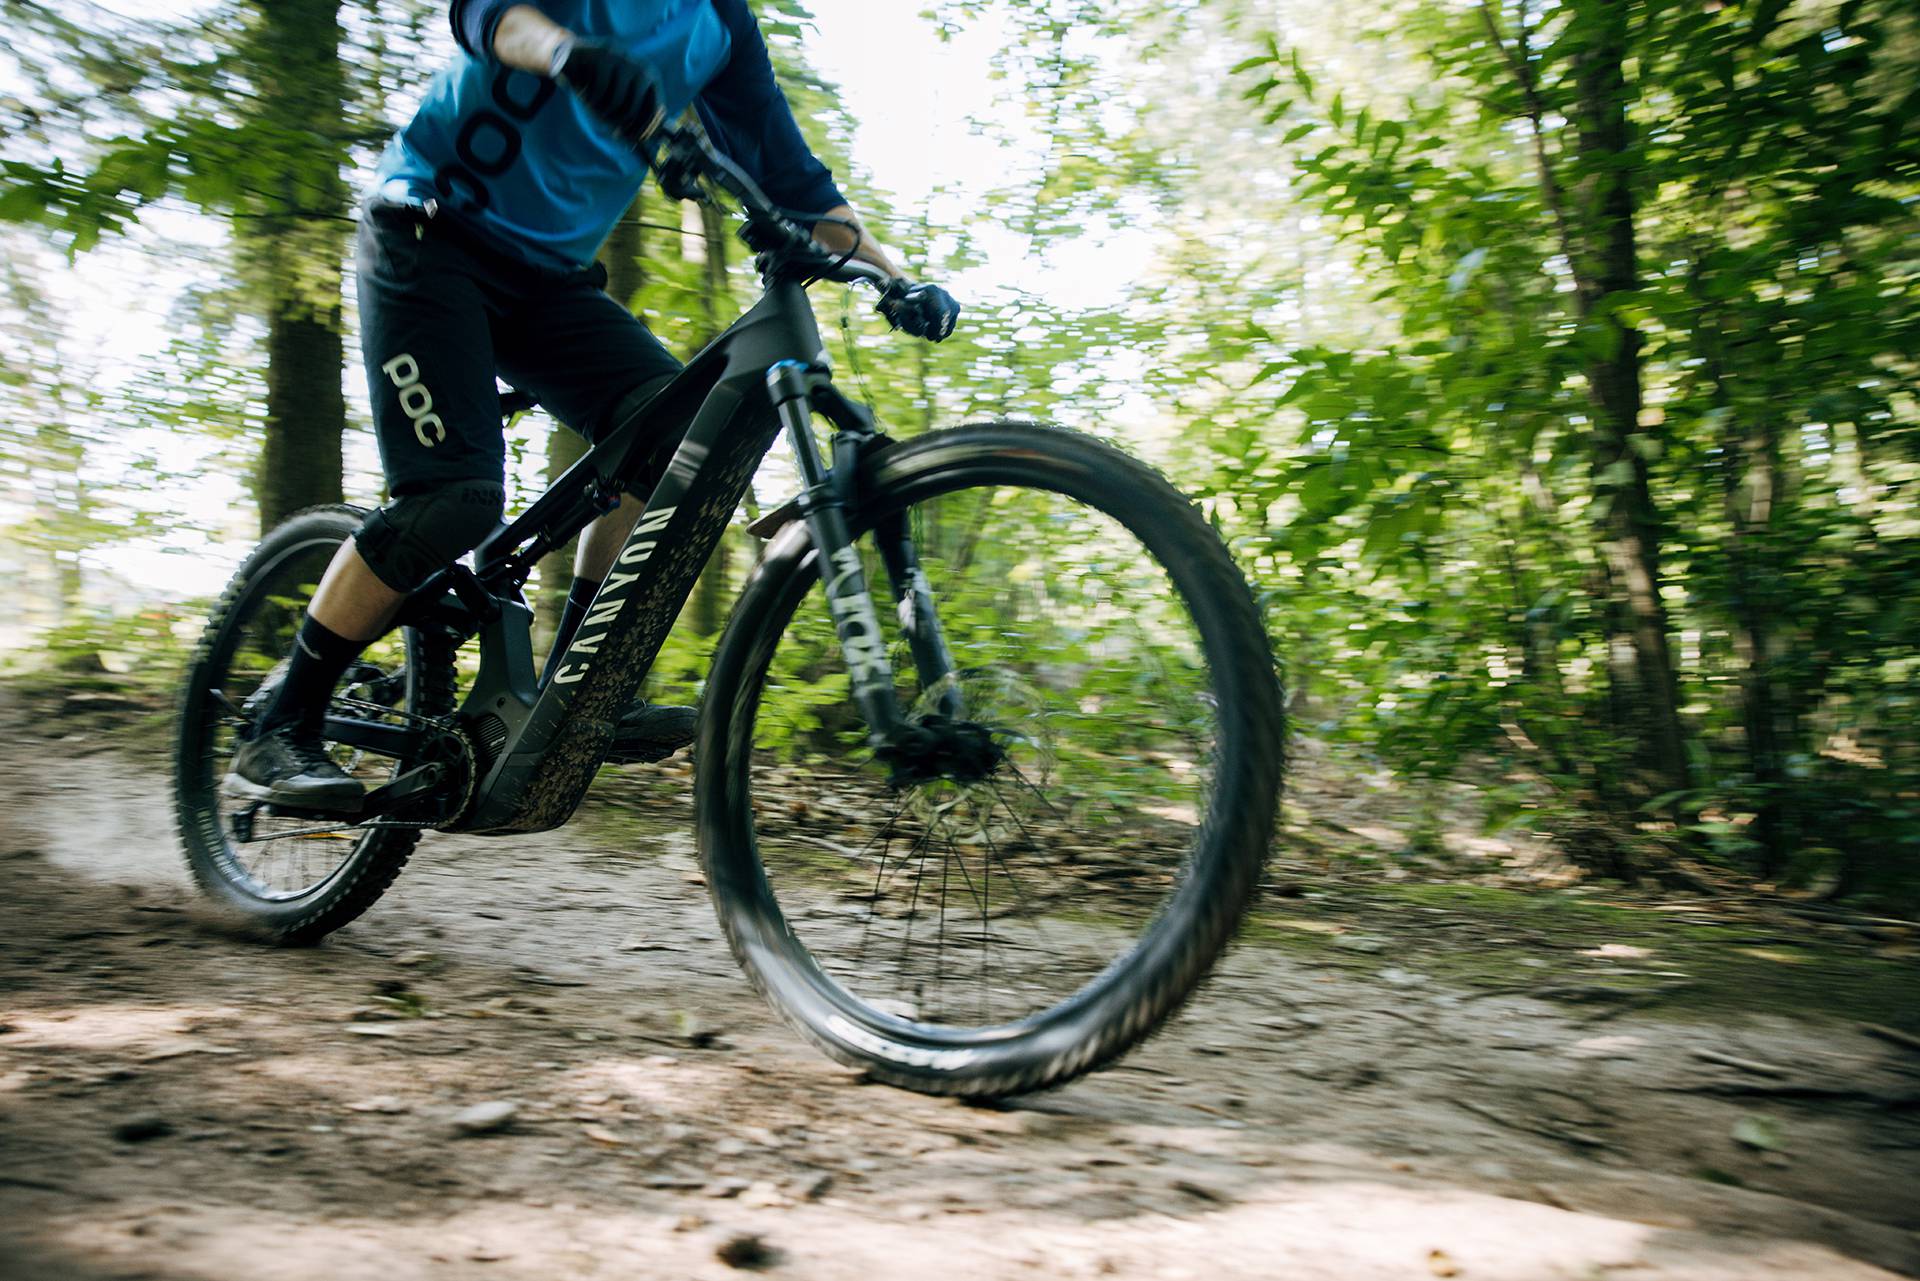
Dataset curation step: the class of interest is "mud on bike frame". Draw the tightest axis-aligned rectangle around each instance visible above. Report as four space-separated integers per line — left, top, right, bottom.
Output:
314 124 959 837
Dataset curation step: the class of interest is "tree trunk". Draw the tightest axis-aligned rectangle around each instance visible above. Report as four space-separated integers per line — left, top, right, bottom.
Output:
603 195 646 313
257 300 346 531
692 530 730 636
1726 419 1785 874
697 200 730 344
1567 0 1689 801
246 0 349 534
1696 291 1788 873
34 414 87 624
535 428 591 652
1720 401 1789 871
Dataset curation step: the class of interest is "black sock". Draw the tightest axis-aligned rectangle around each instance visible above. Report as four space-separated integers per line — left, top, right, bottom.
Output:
541 576 601 686
257 616 367 739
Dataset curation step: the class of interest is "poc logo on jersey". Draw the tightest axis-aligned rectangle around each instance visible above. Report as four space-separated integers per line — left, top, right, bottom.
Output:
382 353 446 448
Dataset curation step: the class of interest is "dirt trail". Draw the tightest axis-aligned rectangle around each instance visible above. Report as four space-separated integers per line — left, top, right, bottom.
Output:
2 715 1916 1281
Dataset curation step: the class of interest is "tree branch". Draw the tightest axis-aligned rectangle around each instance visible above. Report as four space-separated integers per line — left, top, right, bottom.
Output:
1478 0 1578 285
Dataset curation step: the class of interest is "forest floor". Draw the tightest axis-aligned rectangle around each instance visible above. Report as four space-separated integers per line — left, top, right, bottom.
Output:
2 688 1918 1281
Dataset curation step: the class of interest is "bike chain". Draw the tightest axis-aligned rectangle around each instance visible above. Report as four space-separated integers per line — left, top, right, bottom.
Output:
233 817 440 844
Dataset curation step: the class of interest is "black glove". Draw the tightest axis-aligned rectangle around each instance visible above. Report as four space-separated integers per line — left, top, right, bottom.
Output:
877 280 961 343
553 39 665 143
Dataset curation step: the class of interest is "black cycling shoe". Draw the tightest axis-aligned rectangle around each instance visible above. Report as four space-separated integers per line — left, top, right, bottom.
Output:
606 701 698 764
223 724 367 813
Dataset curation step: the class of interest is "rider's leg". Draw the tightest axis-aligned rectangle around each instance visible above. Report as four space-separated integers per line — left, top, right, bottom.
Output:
498 297 679 681
244 540 407 763
575 490 649 583
309 542 409 641
257 541 409 736
246 478 506 738
494 290 692 759
537 489 645 683
228 203 513 810
252 196 509 735
230 485 509 812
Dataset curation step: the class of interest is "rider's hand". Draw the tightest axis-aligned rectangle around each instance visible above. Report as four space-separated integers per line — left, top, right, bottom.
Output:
877 280 961 343
552 40 666 143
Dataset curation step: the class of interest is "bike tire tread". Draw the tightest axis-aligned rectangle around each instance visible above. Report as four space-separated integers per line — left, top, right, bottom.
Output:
172 505 458 945
698 423 1284 1098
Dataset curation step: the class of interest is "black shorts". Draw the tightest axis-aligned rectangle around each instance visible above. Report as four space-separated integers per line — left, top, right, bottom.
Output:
354 201 683 495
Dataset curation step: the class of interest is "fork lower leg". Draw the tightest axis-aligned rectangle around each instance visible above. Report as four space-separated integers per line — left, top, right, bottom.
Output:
766 361 908 748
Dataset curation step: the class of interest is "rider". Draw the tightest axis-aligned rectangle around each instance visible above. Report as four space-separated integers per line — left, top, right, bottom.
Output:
225 0 960 813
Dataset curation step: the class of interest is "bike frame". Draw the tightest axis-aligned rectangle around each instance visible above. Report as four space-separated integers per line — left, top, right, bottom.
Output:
322 266 954 835
296 122 970 836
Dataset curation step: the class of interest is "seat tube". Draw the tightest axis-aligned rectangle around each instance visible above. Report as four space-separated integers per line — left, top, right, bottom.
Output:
766 361 906 746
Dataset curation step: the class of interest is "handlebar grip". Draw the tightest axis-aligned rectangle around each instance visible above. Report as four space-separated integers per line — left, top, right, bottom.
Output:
640 128 702 202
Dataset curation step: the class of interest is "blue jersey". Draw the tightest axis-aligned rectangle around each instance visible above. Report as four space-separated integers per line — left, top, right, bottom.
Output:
374 0 845 271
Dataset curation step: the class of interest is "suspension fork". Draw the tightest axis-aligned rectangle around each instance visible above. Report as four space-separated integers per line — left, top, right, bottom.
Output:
871 504 963 720
765 362 960 752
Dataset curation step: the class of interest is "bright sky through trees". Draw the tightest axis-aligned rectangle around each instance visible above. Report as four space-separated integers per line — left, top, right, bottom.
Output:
1 0 1153 601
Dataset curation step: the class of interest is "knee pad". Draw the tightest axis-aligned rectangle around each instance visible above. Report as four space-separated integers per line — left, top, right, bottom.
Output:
353 480 506 593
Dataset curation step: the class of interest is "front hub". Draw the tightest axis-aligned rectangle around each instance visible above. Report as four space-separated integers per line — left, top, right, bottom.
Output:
881 714 1007 788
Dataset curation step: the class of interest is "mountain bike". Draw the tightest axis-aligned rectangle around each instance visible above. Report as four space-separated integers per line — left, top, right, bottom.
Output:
173 121 1285 1098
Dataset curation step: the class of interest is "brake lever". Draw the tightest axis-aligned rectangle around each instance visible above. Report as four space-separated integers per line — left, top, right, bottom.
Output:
647 131 707 203
648 122 827 267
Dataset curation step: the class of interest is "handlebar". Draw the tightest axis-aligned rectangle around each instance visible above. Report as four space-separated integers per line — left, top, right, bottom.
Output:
645 121 892 291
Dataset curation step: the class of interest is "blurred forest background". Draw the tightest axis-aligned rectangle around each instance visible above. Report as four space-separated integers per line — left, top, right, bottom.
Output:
0 0 1915 904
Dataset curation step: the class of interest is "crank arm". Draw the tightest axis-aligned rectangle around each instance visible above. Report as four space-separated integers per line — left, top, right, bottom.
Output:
321 714 427 760
360 762 446 815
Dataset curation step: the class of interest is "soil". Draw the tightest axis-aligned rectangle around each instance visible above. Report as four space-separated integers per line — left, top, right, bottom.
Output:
2 700 1917 1281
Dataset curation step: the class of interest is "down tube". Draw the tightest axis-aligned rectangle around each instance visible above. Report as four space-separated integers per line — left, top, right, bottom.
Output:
461 382 782 835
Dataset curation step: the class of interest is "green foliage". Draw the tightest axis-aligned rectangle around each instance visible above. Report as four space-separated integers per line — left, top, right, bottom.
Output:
14 603 197 699
4 0 1918 903
1225 0 1920 891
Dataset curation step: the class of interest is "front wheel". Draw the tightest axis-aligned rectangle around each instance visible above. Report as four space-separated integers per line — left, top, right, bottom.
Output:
698 424 1284 1096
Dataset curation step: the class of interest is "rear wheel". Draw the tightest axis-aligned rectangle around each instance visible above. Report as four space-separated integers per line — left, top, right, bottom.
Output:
173 505 457 943
698 424 1284 1096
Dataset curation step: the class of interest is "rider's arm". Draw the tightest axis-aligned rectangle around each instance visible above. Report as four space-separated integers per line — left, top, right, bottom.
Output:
808 206 905 281
452 1 904 279
695 0 902 279
455 3 566 73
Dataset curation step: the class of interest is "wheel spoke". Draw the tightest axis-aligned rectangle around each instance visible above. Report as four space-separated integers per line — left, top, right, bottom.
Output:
858 805 931 973
721 434 1279 1095
1001 758 1063 820
853 789 913 969
892 818 934 1010
182 528 447 906
936 815 995 1017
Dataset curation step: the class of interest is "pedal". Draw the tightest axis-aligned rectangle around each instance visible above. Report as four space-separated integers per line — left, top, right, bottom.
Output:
360 762 446 813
